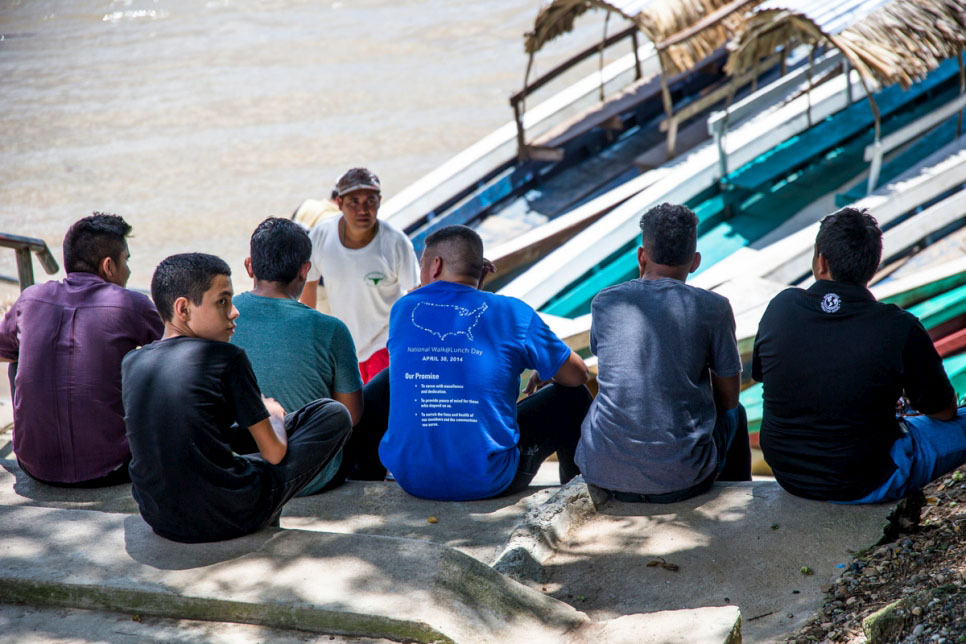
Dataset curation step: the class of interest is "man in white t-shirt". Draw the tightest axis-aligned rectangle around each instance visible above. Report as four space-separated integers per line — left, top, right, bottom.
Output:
299 168 419 382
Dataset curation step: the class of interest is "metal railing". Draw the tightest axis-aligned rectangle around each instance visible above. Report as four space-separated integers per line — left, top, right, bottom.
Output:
0 232 59 291
510 25 643 159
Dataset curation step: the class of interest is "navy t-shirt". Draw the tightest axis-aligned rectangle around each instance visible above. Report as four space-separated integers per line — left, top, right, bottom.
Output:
122 337 272 542
753 281 954 501
379 281 571 500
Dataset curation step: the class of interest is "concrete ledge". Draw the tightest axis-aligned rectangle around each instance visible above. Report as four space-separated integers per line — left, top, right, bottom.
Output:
567 607 742 644
542 481 904 642
0 505 588 643
0 448 562 566
492 476 606 581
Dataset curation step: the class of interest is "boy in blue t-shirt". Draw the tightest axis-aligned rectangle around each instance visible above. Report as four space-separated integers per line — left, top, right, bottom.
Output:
231 217 363 494
346 225 592 501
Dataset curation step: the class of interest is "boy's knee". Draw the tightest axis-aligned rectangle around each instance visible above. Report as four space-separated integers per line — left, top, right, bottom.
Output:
298 398 353 433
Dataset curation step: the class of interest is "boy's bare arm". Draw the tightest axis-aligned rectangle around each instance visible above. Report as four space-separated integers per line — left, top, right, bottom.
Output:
711 372 740 411
332 389 363 426
926 394 959 421
248 397 288 464
524 351 589 395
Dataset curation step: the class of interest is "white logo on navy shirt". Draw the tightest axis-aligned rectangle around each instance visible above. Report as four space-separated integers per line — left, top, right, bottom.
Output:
821 293 842 313
412 302 488 341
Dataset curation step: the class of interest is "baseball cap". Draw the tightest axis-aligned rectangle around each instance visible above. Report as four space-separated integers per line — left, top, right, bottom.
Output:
336 168 381 197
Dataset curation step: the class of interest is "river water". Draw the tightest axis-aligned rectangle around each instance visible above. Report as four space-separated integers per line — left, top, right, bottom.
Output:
0 0 604 289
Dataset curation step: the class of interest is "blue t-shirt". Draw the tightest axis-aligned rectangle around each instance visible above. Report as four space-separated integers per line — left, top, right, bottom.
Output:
231 292 363 413
379 281 571 500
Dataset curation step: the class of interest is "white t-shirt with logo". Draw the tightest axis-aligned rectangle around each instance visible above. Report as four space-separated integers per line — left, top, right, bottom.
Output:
306 217 419 361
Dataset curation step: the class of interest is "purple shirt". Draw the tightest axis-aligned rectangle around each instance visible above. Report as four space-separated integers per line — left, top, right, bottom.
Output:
0 272 163 483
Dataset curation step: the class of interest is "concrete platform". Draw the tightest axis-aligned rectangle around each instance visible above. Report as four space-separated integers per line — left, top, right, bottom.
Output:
0 425 902 642
0 504 589 643
0 505 744 643
0 603 395 643
544 481 898 643
0 434 563 567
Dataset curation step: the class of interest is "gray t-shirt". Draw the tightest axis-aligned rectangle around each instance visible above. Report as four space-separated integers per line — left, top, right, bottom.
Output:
575 277 741 494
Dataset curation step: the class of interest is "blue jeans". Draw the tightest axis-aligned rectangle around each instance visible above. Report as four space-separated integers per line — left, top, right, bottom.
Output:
605 404 751 504
843 407 966 504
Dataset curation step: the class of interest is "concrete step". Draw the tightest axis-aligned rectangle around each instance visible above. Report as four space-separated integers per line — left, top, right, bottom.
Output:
546 481 901 643
0 603 395 644
0 505 742 643
0 441 563 567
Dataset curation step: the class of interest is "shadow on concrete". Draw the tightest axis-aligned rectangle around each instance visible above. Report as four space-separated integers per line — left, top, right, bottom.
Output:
541 481 897 642
0 505 585 642
0 457 136 513
280 481 559 564
121 515 285 571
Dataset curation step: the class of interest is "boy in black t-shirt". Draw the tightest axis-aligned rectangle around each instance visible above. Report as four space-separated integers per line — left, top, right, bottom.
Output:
753 208 965 503
122 253 352 543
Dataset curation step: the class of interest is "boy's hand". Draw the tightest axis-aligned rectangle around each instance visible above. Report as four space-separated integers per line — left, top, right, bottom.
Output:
262 396 286 419
250 397 289 465
524 372 551 396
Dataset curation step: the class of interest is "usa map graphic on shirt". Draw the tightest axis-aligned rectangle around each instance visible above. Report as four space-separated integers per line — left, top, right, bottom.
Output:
411 302 488 341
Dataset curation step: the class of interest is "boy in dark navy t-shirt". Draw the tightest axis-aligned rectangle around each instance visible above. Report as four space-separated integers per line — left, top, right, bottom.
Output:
753 208 966 503
122 253 352 542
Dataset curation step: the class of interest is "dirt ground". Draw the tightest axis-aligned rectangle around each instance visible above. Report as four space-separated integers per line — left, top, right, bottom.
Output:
788 465 966 644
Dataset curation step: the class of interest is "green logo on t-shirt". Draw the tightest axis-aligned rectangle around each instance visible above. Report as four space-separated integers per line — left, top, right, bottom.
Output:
365 271 387 287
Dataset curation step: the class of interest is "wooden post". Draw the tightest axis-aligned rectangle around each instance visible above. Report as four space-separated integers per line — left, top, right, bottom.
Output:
806 46 814 128
844 59 854 105
515 52 536 159
598 13 611 102
631 30 642 80
958 48 964 136
513 100 526 161
857 69 883 193
657 52 675 158
717 83 738 182
14 248 34 290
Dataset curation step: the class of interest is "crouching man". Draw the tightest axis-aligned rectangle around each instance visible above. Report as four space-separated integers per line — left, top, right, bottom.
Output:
122 253 352 542
344 225 591 500
753 208 966 503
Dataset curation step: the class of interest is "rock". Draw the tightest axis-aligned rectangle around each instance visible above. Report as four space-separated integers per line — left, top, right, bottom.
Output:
862 599 906 644
912 606 923 616
847 597 859 606
913 624 925 637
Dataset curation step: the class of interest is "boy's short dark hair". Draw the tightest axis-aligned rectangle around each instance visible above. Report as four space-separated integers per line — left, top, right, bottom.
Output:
424 225 484 280
816 207 882 285
249 217 311 284
63 212 132 274
639 203 698 267
151 253 231 322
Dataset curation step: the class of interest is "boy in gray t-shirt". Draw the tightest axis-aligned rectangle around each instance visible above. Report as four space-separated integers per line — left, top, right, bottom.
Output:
575 203 751 502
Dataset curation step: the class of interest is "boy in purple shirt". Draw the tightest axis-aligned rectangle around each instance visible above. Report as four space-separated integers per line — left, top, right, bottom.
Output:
0 213 163 486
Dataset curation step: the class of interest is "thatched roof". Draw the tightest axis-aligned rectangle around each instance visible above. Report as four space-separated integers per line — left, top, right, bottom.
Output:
524 1 652 55
727 0 966 89
525 0 765 74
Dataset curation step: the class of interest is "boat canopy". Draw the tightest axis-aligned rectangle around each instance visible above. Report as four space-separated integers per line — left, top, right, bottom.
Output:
515 0 768 158
727 0 966 91
724 0 966 145
526 0 764 74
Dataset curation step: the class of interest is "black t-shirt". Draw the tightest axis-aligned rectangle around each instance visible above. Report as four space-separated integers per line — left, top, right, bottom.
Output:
752 281 953 501
122 337 271 542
